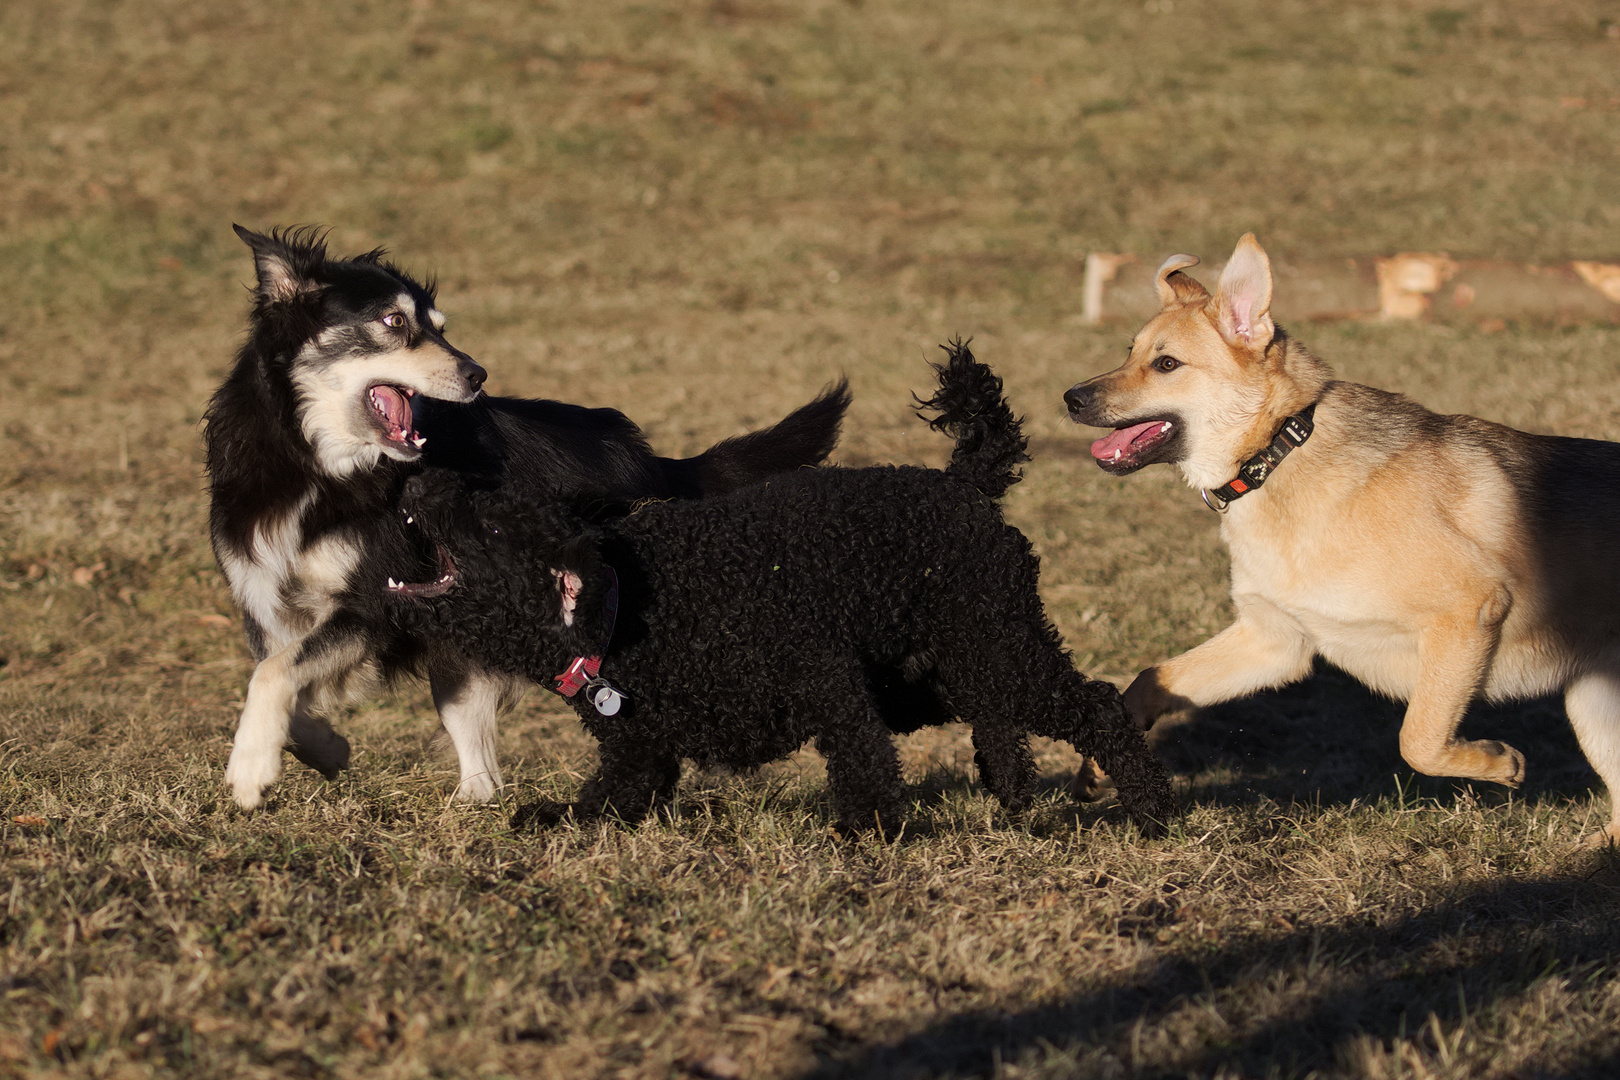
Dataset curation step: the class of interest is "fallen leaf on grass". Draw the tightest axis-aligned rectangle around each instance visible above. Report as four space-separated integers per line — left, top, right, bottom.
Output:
13 815 49 827
197 614 232 628
190 1016 236 1034
71 563 106 586
689 1054 744 1079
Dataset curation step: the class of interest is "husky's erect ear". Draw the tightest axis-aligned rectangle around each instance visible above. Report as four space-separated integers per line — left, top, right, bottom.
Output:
1155 253 1209 308
1213 233 1275 350
233 224 325 304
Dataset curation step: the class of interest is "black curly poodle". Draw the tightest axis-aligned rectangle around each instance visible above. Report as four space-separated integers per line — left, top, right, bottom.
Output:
391 342 1176 836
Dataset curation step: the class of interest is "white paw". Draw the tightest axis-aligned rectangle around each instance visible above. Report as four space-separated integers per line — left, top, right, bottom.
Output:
452 771 502 804
225 745 283 810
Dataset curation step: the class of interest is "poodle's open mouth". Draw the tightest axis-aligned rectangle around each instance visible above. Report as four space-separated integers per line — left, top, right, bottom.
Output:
386 543 457 598
368 384 426 450
1090 418 1177 475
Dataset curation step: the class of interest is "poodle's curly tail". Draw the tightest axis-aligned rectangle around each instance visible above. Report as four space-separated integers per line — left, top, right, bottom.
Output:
916 337 1030 499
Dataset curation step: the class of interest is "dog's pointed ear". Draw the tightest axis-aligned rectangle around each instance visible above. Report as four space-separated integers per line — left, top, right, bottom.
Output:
1155 253 1209 308
1213 233 1275 350
234 224 322 304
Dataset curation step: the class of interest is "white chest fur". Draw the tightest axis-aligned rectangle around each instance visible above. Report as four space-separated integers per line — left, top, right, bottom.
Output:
218 494 360 654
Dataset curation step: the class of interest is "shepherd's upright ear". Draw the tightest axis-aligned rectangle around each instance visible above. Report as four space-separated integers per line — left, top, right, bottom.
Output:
1155 253 1210 308
234 224 323 304
1213 233 1275 350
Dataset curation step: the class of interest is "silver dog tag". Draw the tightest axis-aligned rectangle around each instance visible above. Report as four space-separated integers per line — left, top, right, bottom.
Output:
590 683 623 717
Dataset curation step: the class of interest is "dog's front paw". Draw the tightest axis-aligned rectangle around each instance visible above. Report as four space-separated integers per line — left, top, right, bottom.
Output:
452 771 503 804
1071 757 1115 803
224 745 283 811
288 715 351 779
1494 741 1527 788
833 805 905 840
511 800 572 831
1578 822 1620 850
1457 738 1525 788
1122 667 1195 733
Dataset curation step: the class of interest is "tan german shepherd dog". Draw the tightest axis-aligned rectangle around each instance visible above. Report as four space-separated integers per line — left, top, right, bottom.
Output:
1065 233 1620 846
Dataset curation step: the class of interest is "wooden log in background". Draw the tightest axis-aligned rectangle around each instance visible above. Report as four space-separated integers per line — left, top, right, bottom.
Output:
1082 253 1620 328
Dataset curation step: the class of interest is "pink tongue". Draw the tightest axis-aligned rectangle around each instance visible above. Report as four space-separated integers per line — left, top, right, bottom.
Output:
1091 420 1162 461
373 386 413 436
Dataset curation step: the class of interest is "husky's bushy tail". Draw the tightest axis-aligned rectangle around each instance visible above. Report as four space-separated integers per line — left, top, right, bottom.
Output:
917 338 1029 499
672 379 852 497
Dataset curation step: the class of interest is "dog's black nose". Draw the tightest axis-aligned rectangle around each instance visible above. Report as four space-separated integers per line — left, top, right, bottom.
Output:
1063 384 1094 414
462 360 488 390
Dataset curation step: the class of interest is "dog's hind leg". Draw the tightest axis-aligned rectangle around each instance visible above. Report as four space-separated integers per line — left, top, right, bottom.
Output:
1564 666 1620 847
430 661 523 803
937 621 1175 833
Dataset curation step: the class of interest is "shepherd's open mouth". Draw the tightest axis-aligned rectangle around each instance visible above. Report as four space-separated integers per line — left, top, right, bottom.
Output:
386 543 457 598
368 384 427 451
1090 418 1177 475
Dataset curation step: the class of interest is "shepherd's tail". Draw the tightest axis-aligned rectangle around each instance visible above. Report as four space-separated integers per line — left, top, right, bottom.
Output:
916 338 1029 499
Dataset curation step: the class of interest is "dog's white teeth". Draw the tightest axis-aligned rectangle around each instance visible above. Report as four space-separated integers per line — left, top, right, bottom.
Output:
412 435 426 449
387 577 399 589
1112 448 1121 461
1160 422 1172 433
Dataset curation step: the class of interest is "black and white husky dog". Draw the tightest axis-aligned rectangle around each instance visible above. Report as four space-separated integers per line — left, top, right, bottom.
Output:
207 226 848 810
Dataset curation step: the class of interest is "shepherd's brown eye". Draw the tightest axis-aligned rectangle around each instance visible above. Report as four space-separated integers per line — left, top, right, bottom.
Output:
1152 355 1181 373
382 313 407 329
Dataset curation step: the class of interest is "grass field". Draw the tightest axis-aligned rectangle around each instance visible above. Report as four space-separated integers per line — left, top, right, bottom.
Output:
5 1 1620 1077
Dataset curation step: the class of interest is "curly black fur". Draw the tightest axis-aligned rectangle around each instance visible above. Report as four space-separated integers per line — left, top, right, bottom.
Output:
394 343 1176 837
916 335 1031 499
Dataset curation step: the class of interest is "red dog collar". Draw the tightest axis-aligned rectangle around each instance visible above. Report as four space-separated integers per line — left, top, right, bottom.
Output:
553 567 625 715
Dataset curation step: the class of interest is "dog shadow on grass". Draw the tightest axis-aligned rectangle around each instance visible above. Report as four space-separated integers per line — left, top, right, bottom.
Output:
798 860 1620 1080
791 666 1620 1078
1152 659 1600 814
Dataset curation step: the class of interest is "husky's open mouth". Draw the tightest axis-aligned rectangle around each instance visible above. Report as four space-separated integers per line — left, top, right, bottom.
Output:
368 384 426 451
1091 418 1178 475
386 542 457 598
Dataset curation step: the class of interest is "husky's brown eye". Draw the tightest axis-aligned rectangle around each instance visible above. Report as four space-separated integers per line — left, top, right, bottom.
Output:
382 313 407 329
1152 355 1181 373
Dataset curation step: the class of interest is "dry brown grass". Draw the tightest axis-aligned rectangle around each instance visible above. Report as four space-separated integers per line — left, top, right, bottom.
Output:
5 1 1620 1077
